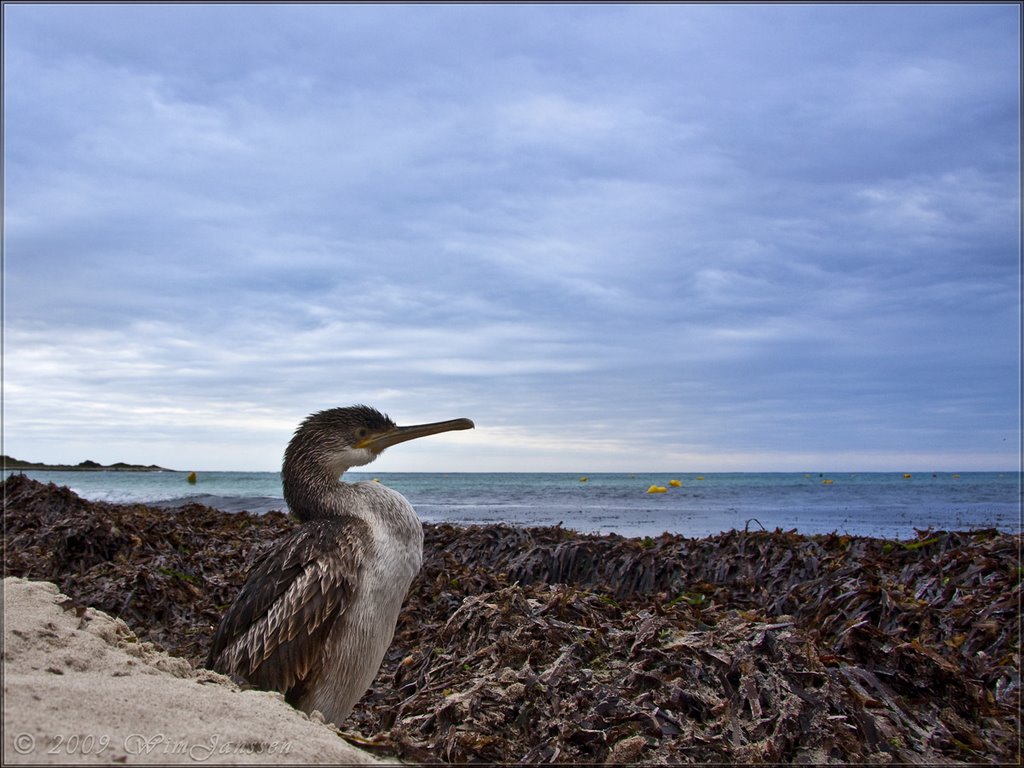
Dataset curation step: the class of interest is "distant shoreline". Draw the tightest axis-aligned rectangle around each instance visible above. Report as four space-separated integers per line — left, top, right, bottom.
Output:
2 456 174 472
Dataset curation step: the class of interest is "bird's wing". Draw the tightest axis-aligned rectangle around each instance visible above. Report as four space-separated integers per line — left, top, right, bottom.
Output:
206 516 369 698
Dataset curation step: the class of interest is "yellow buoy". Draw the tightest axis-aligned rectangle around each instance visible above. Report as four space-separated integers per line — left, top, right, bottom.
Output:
646 485 667 494
821 479 834 485
952 473 960 479
372 478 380 483
695 475 705 481
579 476 589 483
187 471 197 485
668 479 682 487
903 473 912 479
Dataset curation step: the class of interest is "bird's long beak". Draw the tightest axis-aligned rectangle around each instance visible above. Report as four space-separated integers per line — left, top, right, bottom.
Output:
357 418 475 453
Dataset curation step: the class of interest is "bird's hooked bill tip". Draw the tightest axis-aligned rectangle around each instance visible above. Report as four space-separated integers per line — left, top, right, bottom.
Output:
357 417 474 451
436 418 474 431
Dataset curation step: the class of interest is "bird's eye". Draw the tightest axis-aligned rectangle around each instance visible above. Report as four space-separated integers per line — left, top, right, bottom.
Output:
355 428 368 440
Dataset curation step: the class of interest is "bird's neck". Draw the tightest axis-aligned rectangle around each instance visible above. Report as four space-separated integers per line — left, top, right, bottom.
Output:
282 443 383 522
281 462 352 522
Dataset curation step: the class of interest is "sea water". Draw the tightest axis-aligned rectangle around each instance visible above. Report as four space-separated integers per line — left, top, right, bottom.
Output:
4 470 1020 540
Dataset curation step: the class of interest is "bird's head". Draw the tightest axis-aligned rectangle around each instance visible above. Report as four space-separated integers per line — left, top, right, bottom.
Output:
283 404 474 486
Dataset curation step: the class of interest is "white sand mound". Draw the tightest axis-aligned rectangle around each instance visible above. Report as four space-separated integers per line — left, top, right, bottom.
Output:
2 577 390 764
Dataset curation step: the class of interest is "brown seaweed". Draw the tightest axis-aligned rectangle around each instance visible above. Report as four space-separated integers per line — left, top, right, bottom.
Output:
3 474 1020 763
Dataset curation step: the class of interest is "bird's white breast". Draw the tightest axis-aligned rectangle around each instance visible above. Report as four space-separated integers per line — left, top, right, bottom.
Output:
303 482 423 725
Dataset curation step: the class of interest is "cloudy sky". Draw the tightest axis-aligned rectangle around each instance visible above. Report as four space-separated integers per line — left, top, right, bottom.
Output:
4 3 1020 472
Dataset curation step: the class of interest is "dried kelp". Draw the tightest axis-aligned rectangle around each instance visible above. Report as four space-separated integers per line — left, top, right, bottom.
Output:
354 526 1021 764
422 523 1022 713
3 475 1020 763
357 586 850 763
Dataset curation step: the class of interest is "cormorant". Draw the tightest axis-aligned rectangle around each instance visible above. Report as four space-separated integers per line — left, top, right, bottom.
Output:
206 405 474 726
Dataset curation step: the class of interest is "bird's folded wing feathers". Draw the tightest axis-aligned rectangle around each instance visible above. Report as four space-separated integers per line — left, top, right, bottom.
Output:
206 516 369 696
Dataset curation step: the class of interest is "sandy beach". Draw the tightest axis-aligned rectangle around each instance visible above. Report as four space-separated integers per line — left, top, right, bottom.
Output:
3 475 1020 764
2 577 385 764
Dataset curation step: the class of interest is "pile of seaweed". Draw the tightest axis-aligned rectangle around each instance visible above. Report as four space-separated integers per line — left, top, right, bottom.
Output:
3 474 1020 764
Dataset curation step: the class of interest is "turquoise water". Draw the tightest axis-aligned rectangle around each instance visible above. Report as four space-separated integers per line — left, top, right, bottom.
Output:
5 470 1020 539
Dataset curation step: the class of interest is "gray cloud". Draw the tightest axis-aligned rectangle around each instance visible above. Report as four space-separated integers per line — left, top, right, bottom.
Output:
4 4 1018 471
